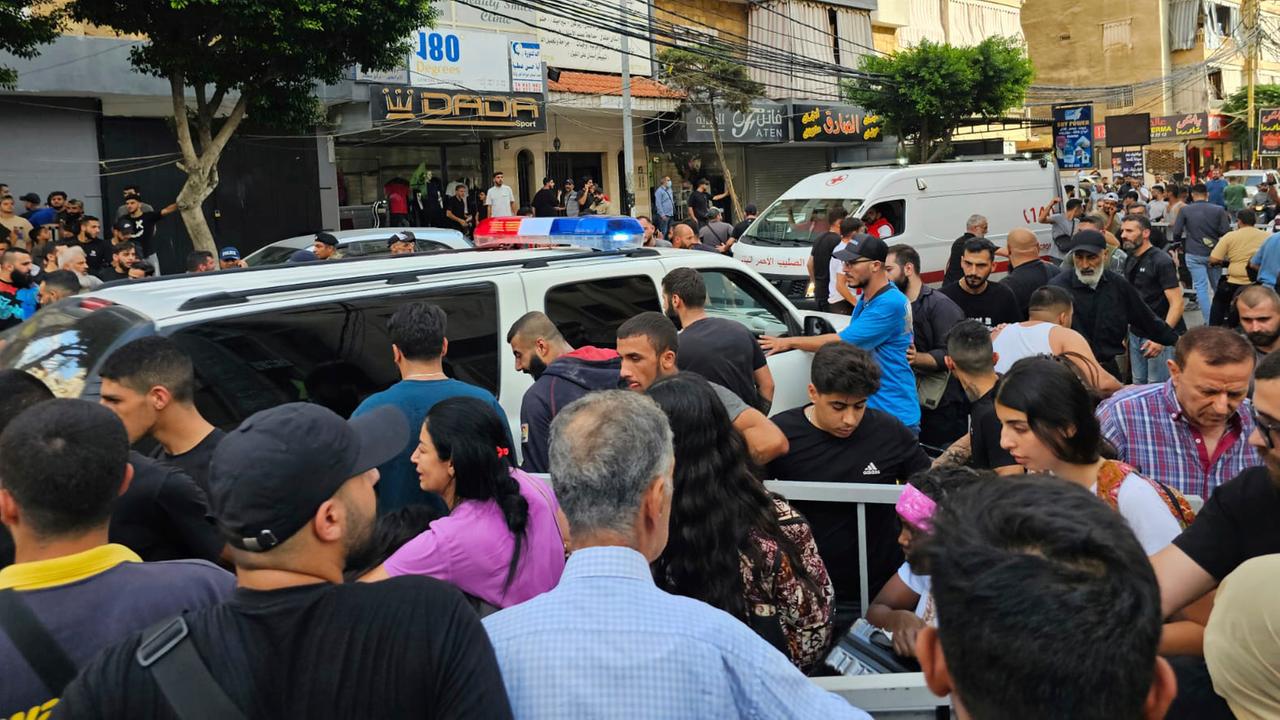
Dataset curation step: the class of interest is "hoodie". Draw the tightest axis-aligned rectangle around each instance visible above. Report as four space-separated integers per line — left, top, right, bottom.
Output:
521 346 622 473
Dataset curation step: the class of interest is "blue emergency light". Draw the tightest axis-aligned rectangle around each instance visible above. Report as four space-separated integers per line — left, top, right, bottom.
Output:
474 216 645 251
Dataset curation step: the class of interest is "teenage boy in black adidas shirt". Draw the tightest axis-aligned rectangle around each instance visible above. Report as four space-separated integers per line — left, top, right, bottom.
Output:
767 342 929 609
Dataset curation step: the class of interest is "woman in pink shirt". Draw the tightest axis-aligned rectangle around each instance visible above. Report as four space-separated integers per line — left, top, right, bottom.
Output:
364 397 567 608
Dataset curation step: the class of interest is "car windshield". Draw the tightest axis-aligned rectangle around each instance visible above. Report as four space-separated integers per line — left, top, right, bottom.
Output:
740 198 863 247
244 245 304 267
0 301 150 397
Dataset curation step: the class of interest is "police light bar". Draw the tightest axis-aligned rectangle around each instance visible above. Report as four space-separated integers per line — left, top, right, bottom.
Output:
474 216 645 251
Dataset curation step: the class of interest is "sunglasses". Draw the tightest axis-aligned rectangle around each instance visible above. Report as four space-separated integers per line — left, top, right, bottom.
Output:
1252 409 1280 450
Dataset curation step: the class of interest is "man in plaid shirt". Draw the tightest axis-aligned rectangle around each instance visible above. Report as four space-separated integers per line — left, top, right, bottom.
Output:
1098 327 1260 500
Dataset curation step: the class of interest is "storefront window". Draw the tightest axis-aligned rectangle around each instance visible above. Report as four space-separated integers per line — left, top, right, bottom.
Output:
446 144 484 190
336 145 442 206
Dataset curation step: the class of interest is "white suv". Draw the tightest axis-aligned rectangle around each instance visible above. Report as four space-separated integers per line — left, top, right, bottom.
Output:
1 247 841 436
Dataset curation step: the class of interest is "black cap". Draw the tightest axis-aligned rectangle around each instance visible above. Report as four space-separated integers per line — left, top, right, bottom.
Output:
387 230 416 247
833 234 889 263
315 231 338 247
1069 229 1107 254
123 192 143 203
208 403 408 552
18 193 39 203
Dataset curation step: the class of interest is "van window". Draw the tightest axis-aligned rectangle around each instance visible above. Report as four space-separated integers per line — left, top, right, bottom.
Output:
0 302 149 398
864 199 906 239
698 269 795 337
743 198 863 247
168 283 499 428
545 275 661 349
340 239 453 258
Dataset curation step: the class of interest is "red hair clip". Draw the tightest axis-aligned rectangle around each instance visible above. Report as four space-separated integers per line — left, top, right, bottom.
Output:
496 446 509 458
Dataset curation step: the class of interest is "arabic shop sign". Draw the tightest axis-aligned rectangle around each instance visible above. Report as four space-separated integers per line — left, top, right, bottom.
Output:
682 101 786 144
1095 112 1213 145
373 85 545 131
789 102 882 143
1261 108 1280 157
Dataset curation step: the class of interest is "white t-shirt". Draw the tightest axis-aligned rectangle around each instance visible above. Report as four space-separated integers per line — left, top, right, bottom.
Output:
896 562 936 626
486 185 516 217
1094 472 1182 555
828 240 850 304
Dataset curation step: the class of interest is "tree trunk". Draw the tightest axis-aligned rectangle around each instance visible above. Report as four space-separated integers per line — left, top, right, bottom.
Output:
169 73 249 254
707 110 742 222
925 131 952 163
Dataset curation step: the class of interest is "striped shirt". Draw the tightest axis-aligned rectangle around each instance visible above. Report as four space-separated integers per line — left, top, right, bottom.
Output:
1097 380 1260 499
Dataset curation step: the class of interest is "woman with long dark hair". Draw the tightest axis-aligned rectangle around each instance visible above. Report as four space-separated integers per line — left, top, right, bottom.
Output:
994 357 1193 554
364 396 567 608
647 373 833 670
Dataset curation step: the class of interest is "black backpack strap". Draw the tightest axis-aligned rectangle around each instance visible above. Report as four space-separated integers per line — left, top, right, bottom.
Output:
135 616 248 720
0 588 78 696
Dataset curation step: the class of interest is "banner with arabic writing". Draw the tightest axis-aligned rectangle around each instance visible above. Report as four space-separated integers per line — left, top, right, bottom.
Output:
788 103 883 143
1262 108 1280 157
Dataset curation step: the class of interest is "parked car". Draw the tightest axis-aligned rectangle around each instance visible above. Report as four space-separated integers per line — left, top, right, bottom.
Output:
1224 169 1280 200
2 241 842 444
243 227 470 266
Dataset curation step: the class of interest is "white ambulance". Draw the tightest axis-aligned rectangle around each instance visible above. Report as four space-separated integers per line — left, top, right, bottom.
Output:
733 157 1063 302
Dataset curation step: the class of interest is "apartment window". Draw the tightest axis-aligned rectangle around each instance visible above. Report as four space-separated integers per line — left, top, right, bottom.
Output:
1102 19 1133 51
829 9 842 65
1107 87 1135 109
1208 69 1224 100
1213 4 1233 35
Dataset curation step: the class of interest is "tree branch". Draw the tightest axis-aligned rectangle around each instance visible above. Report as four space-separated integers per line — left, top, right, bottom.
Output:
169 72 201 172
201 92 250 172
193 83 212 154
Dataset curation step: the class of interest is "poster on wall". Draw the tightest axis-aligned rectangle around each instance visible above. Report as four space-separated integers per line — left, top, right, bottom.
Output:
1053 103 1094 169
410 27 512 92
1261 108 1280 157
536 0 651 76
1110 149 1145 177
510 41 543 93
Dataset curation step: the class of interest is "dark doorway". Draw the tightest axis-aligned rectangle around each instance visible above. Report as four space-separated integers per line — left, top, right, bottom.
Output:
616 151 633 215
516 149 535 208
546 152 603 192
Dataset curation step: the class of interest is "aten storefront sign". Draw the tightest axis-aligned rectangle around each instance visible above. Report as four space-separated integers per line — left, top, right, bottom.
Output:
373 85 545 131
682 101 787 143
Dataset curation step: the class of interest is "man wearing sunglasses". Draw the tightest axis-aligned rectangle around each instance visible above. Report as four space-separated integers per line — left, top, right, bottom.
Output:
1153 349 1280 621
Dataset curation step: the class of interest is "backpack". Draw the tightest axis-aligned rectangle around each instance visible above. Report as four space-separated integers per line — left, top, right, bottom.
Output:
1095 460 1197 529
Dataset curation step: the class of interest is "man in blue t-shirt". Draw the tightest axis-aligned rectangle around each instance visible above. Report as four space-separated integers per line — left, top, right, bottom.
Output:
760 234 920 431
352 302 507 514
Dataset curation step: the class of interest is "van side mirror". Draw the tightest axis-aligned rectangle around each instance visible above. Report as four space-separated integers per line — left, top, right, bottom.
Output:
804 315 836 336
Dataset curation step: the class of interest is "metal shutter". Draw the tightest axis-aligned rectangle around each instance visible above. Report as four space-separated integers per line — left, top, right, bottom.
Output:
747 147 829 209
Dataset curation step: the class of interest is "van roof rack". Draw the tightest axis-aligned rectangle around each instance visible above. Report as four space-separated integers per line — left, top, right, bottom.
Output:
177 247 659 312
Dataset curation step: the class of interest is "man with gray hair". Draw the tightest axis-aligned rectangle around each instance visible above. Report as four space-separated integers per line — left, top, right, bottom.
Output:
943 213 989 284
483 390 870 719
57 245 102 290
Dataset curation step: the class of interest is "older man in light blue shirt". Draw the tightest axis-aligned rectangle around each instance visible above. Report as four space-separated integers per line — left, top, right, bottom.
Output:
654 176 675 237
483 390 869 720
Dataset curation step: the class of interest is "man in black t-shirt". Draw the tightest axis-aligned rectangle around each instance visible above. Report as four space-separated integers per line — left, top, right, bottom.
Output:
939 237 1021 329
662 268 774 412
96 240 137 282
121 193 178 269
98 337 226 495
934 320 1020 474
766 342 930 608
444 183 470 234
686 178 712 228
1153 350 1280 620
807 207 850 312
1001 228 1055 320
1120 214 1184 385
730 203 757 243
56 402 513 719
941 214 989 285
531 177 558 217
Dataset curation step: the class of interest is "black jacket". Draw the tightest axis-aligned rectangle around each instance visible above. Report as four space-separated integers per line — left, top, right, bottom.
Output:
1049 267 1178 360
520 347 622 473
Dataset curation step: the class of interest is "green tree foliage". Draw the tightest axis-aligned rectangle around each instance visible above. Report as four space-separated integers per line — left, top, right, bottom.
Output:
0 1 64 88
845 37 1034 163
65 0 436 252
1221 83 1280 148
658 42 764 220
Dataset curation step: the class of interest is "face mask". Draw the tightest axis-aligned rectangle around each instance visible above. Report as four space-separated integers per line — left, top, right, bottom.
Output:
528 354 548 381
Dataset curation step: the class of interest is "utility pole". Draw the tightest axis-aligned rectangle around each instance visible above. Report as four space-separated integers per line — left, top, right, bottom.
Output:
1244 0 1259 168
620 0 635 216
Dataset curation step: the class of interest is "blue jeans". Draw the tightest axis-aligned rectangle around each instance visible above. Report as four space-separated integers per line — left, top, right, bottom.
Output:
1128 331 1174 384
656 214 670 236
1185 253 1220 313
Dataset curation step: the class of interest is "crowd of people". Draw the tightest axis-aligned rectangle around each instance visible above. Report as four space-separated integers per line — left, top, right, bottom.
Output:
6 167 1280 718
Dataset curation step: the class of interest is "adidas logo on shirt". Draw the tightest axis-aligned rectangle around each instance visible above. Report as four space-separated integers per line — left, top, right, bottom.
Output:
862 462 880 476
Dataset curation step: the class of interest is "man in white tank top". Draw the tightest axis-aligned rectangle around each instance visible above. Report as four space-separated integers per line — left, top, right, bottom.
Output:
992 285 1122 396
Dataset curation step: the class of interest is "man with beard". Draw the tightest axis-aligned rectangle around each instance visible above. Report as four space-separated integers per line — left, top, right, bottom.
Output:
1121 214 1185 384
55 403 514 719
506 311 620 473
1050 229 1178 378
97 241 137 282
942 214 988 285
1152 350 1280 623
939 238 1020 329
1236 285 1280 360
0 247 33 330
762 235 920 433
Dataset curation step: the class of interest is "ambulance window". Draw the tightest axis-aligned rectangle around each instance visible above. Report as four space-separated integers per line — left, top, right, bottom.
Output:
545 275 662 349
865 200 906 239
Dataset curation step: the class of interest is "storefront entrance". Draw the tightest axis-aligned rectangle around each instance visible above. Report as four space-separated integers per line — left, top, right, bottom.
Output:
546 152 603 189
335 142 487 228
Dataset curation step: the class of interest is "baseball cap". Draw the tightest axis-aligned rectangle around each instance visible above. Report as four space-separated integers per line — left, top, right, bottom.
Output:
287 249 317 263
744 204 758 215
208 403 408 552
1103 192 1120 202
387 230 416 247
315 231 338 247
18 193 39 204
833 234 889 263
123 192 143 203
219 246 240 261
1069 229 1107 255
